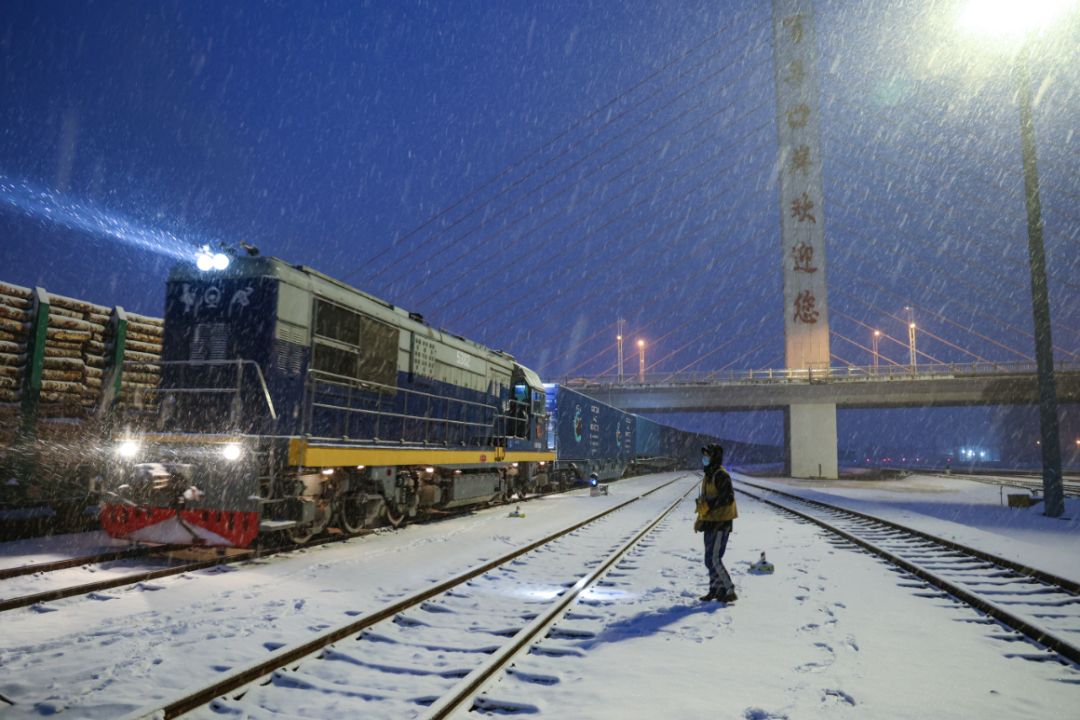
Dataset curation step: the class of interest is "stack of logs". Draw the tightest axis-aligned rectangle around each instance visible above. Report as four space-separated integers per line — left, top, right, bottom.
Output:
0 280 164 474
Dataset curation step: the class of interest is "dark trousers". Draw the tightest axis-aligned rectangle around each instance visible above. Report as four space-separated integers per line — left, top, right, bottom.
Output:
703 529 733 595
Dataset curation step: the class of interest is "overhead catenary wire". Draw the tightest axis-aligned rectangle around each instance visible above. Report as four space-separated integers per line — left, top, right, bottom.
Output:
713 331 785 373
342 0 771 284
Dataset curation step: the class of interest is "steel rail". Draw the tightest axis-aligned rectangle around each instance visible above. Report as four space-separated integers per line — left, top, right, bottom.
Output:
735 479 1080 594
418 481 696 719
0 543 189 582
734 481 1080 666
116 473 691 720
0 476 611 613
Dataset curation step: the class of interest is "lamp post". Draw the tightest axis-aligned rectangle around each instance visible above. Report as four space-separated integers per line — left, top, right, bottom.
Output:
908 323 917 371
960 1 1068 517
617 318 625 384
872 330 880 375
638 339 645 383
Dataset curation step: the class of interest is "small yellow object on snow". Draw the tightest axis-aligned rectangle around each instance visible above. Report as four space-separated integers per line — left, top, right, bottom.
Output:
750 551 775 573
508 507 525 518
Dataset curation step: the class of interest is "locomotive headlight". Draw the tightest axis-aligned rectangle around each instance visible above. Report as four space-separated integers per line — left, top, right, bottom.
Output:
425 467 435 474
195 250 230 271
117 440 139 458
221 444 242 461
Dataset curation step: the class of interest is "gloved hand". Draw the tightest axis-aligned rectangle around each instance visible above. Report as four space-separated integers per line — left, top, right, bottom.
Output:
693 519 703 533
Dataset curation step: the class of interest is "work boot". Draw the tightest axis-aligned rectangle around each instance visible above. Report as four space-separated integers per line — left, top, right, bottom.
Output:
716 590 738 604
699 592 717 602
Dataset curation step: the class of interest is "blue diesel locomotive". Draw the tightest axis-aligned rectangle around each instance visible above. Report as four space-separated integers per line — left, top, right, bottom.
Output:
100 253 726 547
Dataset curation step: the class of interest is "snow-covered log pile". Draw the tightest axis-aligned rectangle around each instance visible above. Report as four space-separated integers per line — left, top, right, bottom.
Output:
0 279 163 470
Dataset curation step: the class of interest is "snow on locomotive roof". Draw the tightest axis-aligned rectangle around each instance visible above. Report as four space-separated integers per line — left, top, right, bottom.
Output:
168 254 517 364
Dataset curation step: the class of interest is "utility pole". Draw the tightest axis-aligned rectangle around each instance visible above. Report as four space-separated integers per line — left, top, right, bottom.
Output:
617 318 625 383
1016 42 1064 517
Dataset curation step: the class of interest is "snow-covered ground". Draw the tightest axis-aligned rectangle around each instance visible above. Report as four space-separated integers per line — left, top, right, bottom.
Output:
0 473 686 718
734 472 1080 584
464 484 1079 719
1 470 1077 719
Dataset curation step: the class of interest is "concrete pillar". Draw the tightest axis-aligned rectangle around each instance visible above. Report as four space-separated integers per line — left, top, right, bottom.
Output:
772 0 830 369
784 404 838 479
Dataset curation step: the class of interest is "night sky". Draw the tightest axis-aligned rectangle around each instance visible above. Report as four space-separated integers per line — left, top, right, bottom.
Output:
1 0 1078 456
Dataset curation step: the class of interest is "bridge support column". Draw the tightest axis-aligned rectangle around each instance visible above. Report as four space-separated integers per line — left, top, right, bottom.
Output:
784 404 838 479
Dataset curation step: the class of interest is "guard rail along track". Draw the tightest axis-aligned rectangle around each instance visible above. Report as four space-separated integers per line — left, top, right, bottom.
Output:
116 473 693 720
734 479 1080 666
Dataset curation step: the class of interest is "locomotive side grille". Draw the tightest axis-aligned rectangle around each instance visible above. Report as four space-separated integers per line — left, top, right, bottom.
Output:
276 322 305 375
191 322 230 361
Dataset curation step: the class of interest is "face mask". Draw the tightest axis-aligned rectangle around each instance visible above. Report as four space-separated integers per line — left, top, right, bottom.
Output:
702 456 710 467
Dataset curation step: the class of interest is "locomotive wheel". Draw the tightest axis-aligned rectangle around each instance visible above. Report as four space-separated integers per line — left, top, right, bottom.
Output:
384 502 407 529
338 494 367 534
286 525 318 545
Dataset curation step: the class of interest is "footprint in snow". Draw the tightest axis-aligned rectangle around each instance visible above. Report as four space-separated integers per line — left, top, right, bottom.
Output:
30 603 59 613
263 642 287 651
823 689 856 706
744 708 788 719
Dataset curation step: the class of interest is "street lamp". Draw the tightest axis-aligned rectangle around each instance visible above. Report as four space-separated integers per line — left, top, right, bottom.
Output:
638 339 645 383
960 0 1070 517
908 323 917 371
616 318 626 383
872 330 880 375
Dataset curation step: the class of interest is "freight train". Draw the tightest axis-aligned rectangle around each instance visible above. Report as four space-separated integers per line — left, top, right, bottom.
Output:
10 252 756 547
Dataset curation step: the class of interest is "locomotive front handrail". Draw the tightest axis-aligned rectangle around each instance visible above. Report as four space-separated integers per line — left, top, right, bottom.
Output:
123 359 277 420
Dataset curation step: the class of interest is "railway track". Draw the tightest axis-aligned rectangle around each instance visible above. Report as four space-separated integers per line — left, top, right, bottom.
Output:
925 472 1080 498
734 479 1080 666
115 474 696 720
0 482 599 614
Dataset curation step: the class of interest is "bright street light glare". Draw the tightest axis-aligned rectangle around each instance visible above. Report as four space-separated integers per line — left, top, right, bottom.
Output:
959 0 1074 39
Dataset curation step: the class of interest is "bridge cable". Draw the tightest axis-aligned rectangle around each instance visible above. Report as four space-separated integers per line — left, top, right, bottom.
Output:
354 14 774 288
826 239 1046 351
498 195 780 352
382 47 776 299
436 127 776 326
827 262 1039 361
826 200 1080 343
827 305 956 364
560 269 780 377
341 0 771 284
823 132 1080 268
531 229 780 368
601 289 780 375
407 85 776 311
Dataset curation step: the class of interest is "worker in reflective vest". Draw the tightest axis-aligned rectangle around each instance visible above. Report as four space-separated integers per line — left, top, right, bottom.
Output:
695 443 738 603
